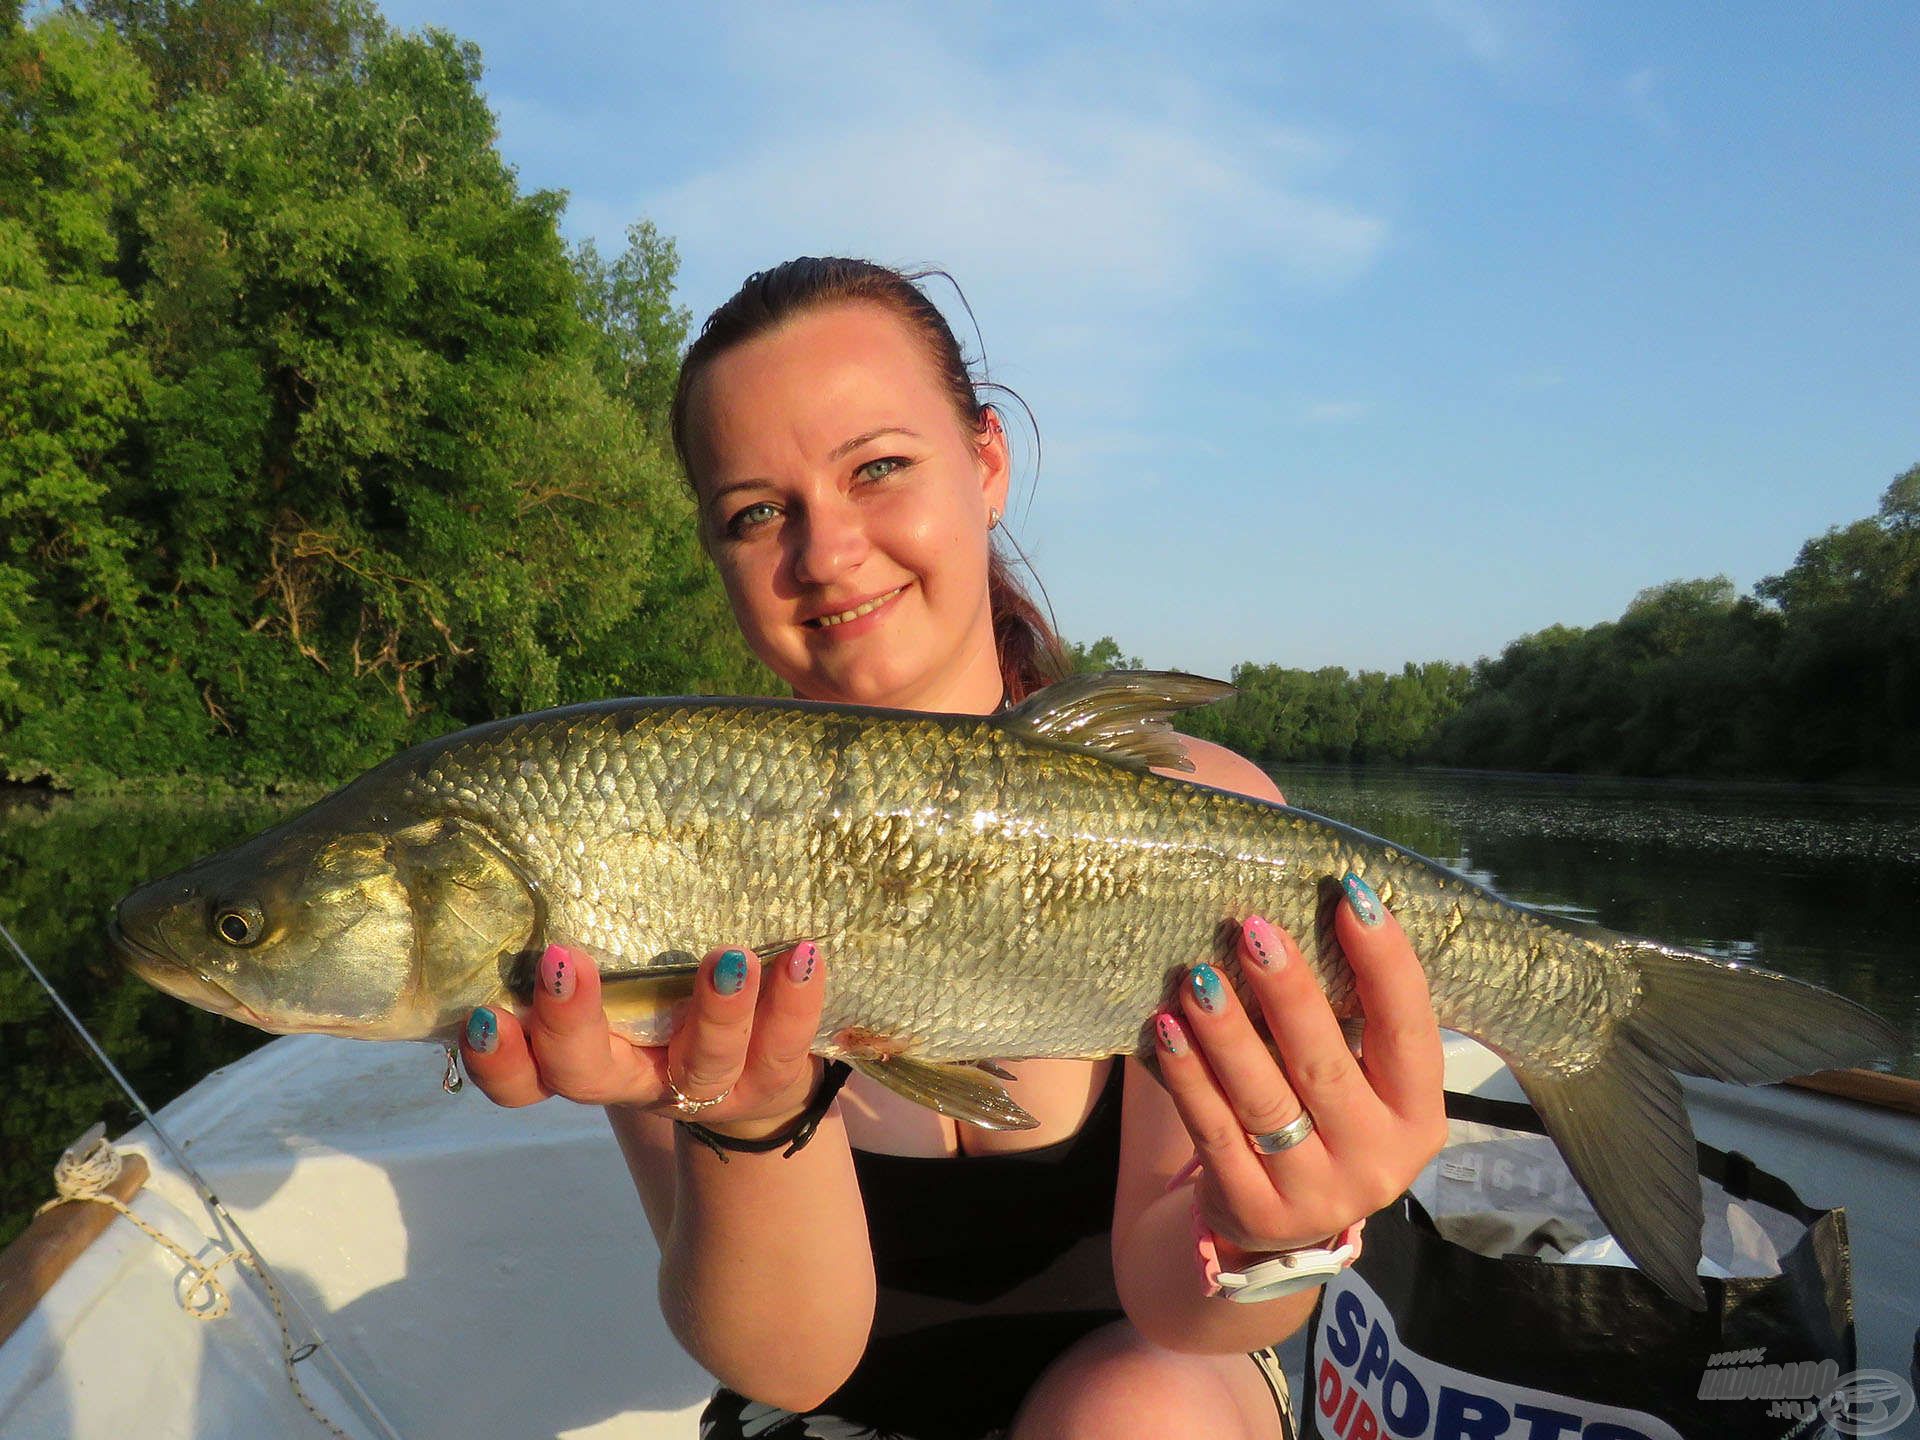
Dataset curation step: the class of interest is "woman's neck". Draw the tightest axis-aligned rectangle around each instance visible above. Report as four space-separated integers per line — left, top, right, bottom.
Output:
794 635 1008 716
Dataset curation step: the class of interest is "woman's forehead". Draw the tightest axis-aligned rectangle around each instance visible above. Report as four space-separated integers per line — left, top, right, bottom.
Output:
686 303 961 474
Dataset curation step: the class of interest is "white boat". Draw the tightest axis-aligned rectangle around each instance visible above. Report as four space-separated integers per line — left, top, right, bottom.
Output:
1 1033 1915 1438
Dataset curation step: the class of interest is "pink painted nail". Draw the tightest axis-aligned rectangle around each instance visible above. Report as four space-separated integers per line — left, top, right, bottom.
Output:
788 941 818 985
1245 915 1283 970
1156 1013 1188 1056
538 945 574 1001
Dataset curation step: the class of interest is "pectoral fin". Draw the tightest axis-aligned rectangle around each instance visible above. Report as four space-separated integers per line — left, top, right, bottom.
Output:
847 1055 1039 1131
598 961 700 1042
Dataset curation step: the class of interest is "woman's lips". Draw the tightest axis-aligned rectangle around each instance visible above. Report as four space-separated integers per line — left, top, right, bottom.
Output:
804 584 908 632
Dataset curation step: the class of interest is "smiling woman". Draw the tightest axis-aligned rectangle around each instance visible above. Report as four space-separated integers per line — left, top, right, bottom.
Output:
670 259 1069 711
680 299 1010 712
455 257 1453 1440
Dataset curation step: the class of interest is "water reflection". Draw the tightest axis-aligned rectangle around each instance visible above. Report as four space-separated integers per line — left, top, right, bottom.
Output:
0 790 305 1243
1273 765 1920 1079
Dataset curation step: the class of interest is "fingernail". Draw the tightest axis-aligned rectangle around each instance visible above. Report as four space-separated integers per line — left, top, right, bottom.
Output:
1343 872 1384 928
466 1007 498 1054
787 941 818 985
1156 1013 1188 1056
1190 964 1225 1014
1245 915 1283 969
539 945 574 1001
714 949 748 996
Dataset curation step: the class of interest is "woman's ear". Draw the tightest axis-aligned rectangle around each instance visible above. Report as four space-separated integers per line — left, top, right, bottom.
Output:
976 405 1012 521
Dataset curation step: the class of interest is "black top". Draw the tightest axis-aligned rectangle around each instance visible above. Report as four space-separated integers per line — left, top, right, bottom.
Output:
818 1060 1128 1438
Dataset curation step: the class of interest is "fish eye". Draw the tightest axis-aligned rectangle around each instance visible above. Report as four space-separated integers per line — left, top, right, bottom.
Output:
213 903 265 947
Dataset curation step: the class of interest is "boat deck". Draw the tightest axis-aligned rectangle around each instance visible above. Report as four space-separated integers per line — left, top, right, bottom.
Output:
1 1034 1914 1437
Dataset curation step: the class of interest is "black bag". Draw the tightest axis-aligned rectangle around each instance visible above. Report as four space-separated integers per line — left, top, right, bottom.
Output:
1303 1092 1856 1440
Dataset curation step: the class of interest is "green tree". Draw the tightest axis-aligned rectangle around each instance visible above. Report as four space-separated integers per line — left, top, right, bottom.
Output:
1 4 764 789
77 0 378 102
0 12 154 769
1067 634 1143 673
574 219 691 434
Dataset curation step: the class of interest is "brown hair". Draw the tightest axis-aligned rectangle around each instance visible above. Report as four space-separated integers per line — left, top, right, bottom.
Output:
669 257 1070 703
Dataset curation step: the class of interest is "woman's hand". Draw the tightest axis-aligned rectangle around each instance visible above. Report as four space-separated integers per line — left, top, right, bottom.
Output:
1154 876 1448 1255
459 941 829 1136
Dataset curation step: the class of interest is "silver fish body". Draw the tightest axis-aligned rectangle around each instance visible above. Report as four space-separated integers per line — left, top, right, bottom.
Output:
111 673 1898 1307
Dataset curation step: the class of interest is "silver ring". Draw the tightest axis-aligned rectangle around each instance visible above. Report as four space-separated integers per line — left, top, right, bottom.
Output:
666 1073 733 1117
1247 1109 1315 1154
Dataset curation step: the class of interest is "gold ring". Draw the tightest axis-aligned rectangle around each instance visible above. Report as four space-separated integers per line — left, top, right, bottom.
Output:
1247 1109 1315 1154
666 1072 733 1117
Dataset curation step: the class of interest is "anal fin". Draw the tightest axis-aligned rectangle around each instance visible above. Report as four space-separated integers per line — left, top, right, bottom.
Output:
1511 1040 1708 1311
848 1055 1039 1131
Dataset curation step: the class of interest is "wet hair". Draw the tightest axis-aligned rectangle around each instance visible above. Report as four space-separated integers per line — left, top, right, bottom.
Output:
669 257 1070 702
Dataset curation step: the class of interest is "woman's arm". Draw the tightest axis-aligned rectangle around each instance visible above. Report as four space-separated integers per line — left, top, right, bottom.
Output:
1111 738 1448 1352
464 944 877 1411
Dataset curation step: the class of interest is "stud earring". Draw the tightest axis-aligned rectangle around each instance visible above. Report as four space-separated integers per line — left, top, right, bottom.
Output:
987 507 1002 531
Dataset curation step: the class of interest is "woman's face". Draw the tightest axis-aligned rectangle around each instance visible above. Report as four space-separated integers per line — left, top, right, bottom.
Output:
683 302 1011 712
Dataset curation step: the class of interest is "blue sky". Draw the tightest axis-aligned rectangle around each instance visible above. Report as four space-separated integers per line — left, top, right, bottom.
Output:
379 1 1919 675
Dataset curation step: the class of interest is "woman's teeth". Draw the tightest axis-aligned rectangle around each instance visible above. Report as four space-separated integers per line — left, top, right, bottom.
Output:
813 586 905 627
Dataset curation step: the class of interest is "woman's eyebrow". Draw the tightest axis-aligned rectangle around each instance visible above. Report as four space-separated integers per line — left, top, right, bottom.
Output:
706 477 773 507
828 426 922 461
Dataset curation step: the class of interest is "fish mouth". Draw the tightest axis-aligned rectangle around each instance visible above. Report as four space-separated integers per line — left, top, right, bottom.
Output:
107 918 265 1025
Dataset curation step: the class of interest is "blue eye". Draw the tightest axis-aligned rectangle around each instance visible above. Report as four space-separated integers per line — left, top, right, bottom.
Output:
725 501 779 537
858 457 908 482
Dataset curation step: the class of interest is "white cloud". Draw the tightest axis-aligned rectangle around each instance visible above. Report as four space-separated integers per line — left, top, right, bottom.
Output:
1624 67 1671 134
1416 0 1510 67
1508 370 1565 391
626 9 1386 332
1299 399 1371 424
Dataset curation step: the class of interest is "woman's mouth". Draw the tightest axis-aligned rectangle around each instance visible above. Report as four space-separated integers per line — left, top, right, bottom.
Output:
806 585 908 629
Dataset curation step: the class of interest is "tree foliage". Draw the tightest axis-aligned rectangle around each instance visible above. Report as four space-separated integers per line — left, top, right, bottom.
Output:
1427 466 1920 780
1088 466 1920 781
1067 634 1141 673
0 2 764 790
1173 659 1472 765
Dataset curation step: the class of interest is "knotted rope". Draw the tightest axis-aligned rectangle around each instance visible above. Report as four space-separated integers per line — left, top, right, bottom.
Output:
39 1131 355 1436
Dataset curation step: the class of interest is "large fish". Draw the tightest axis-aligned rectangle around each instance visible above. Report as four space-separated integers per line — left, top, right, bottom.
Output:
111 673 1895 1307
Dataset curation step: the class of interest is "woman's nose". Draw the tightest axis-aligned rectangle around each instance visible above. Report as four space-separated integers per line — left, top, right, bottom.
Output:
792 496 869 585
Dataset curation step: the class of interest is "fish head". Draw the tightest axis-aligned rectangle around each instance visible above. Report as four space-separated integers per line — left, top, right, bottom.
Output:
110 809 540 1042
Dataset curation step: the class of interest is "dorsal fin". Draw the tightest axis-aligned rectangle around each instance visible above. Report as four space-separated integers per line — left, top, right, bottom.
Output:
1000 670 1235 772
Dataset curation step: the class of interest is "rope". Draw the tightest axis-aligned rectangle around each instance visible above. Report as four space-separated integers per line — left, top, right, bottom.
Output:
1 919 404 1440
38 1131 354 1436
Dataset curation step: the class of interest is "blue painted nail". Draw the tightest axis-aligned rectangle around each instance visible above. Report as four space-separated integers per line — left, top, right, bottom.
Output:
714 949 748 996
466 1007 498 1054
1190 964 1225 1013
1343 872 1384 927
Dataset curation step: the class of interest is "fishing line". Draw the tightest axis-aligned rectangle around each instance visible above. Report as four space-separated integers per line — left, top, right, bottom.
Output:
0 919 406 1440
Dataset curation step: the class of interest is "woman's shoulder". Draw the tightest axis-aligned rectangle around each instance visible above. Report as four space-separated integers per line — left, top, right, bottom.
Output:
1166 735 1284 804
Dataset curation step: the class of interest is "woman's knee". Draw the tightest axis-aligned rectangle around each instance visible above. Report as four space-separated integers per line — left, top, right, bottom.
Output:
1010 1323 1281 1440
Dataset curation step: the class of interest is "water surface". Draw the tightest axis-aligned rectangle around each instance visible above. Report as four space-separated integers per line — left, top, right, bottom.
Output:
1269 764 1920 1078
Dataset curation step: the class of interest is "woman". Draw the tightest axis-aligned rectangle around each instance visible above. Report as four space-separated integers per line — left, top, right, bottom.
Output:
460 259 1448 1439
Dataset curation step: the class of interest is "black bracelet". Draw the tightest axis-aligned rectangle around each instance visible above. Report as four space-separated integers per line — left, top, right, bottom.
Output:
677 1060 853 1163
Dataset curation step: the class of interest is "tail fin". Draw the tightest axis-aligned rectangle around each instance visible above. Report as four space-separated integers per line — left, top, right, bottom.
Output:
1508 940 1897 1310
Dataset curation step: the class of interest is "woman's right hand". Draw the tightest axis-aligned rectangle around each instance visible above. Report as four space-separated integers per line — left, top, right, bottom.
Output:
459 941 830 1136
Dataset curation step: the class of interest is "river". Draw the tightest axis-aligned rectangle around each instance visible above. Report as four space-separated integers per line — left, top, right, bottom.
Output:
2 766 1916 1241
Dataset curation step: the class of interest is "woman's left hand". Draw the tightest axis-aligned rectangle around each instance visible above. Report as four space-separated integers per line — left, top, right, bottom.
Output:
1154 875 1449 1255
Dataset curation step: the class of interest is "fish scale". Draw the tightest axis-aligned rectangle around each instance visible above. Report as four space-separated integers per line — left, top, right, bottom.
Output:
393 699 1620 1064
111 671 1899 1309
